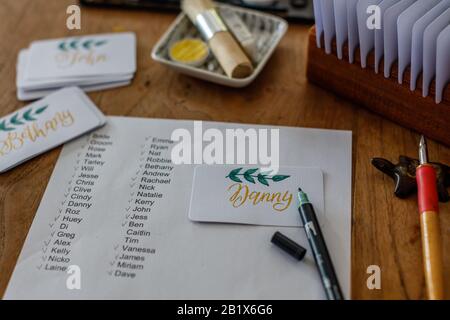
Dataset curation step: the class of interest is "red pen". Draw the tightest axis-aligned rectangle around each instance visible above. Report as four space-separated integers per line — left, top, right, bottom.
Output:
416 136 444 300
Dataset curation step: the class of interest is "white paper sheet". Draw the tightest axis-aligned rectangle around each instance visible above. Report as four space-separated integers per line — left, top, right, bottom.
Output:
346 0 359 63
410 0 450 90
422 8 450 97
397 0 441 84
436 25 450 103
334 0 348 59
357 0 383 68
383 0 417 78
4 117 352 300
374 0 402 73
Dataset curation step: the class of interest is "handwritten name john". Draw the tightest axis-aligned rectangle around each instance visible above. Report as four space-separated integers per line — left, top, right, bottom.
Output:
55 51 107 68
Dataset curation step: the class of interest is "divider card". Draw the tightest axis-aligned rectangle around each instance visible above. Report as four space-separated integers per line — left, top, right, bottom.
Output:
374 0 402 73
357 0 383 68
422 8 450 97
319 0 336 54
346 0 359 63
397 0 441 84
383 0 417 78
436 25 450 103
4 117 352 299
411 0 450 90
313 0 324 48
333 0 348 59
312 0 449 102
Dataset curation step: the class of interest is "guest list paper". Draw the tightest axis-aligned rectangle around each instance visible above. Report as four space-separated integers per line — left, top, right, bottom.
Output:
4 117 352 299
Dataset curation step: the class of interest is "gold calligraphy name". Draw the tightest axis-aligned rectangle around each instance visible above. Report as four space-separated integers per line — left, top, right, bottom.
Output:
0 111 75 156
227 183 293 212
55 51 107 68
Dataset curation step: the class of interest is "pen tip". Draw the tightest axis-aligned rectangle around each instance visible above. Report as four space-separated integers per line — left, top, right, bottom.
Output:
418 135 429 164
420 135 426 146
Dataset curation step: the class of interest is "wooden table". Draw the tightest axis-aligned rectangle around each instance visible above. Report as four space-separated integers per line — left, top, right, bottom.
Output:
0 0 448 300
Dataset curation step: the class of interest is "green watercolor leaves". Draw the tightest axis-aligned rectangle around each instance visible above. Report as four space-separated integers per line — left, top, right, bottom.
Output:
58 39 107 51
227 167 243 183
0 105 48 132
226 168 290 187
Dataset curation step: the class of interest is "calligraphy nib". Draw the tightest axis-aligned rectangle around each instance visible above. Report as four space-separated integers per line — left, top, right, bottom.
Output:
419 135 429 165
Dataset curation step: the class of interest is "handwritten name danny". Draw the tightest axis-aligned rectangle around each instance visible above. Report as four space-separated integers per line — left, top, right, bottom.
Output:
227 183 293 212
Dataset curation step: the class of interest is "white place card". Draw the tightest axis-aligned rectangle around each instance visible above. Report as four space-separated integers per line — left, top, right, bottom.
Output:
25 33 136 80
189 165 324 227
0 87 106 173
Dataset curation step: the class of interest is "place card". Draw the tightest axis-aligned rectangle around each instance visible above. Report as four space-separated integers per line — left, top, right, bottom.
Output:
189 165 324 227
0 87 106 172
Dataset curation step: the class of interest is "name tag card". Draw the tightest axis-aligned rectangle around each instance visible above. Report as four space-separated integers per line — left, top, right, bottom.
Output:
0 87 106 173
25 33 136 80
16 33 136 101
189 165 324 227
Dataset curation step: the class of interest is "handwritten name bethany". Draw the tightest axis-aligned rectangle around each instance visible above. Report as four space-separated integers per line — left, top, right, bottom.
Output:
0 111 75 156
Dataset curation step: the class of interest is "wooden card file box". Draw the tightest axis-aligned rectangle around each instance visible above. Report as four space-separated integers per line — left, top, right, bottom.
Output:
306 27 450 146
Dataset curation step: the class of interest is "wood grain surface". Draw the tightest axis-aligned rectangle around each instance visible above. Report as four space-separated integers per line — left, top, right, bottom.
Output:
0 0 448 299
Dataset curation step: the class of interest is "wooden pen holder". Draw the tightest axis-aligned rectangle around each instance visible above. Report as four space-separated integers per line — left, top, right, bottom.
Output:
306 27 450 147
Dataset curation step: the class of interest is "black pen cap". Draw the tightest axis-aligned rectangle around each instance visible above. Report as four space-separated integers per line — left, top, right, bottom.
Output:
271 231 307 261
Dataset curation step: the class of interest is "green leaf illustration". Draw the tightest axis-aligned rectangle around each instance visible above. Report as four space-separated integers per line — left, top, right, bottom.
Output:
34 105 48 114
0 105 48 132
0 120 13 132
228 175 242 183
243 174 255 183
226 167 290 186
228 168 242 176
23 108 36 121
243 168 258 183
69 40 79 50
82 40 93 49
95 40 107 47
272 175 290 182
226 167 243 183
58 39 107 51
244 168 258 175
257 174 269 186
10 113 24 125
58 42 67 51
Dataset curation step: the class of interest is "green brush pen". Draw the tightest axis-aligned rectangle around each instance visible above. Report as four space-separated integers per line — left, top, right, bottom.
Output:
298 188 343 300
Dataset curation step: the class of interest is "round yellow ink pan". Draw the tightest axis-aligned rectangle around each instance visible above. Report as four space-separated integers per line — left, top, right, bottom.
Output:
169 38 209 67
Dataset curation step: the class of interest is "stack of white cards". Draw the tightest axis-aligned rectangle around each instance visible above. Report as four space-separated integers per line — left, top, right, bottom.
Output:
16 32 136 101
313 0 450 103
0 87 106 173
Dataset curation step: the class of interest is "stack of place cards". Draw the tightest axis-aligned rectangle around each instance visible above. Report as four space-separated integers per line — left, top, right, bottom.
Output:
0 87 106 173
16 33 136 101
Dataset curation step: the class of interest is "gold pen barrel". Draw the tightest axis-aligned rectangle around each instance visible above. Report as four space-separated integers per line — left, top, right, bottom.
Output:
420 211 445 300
